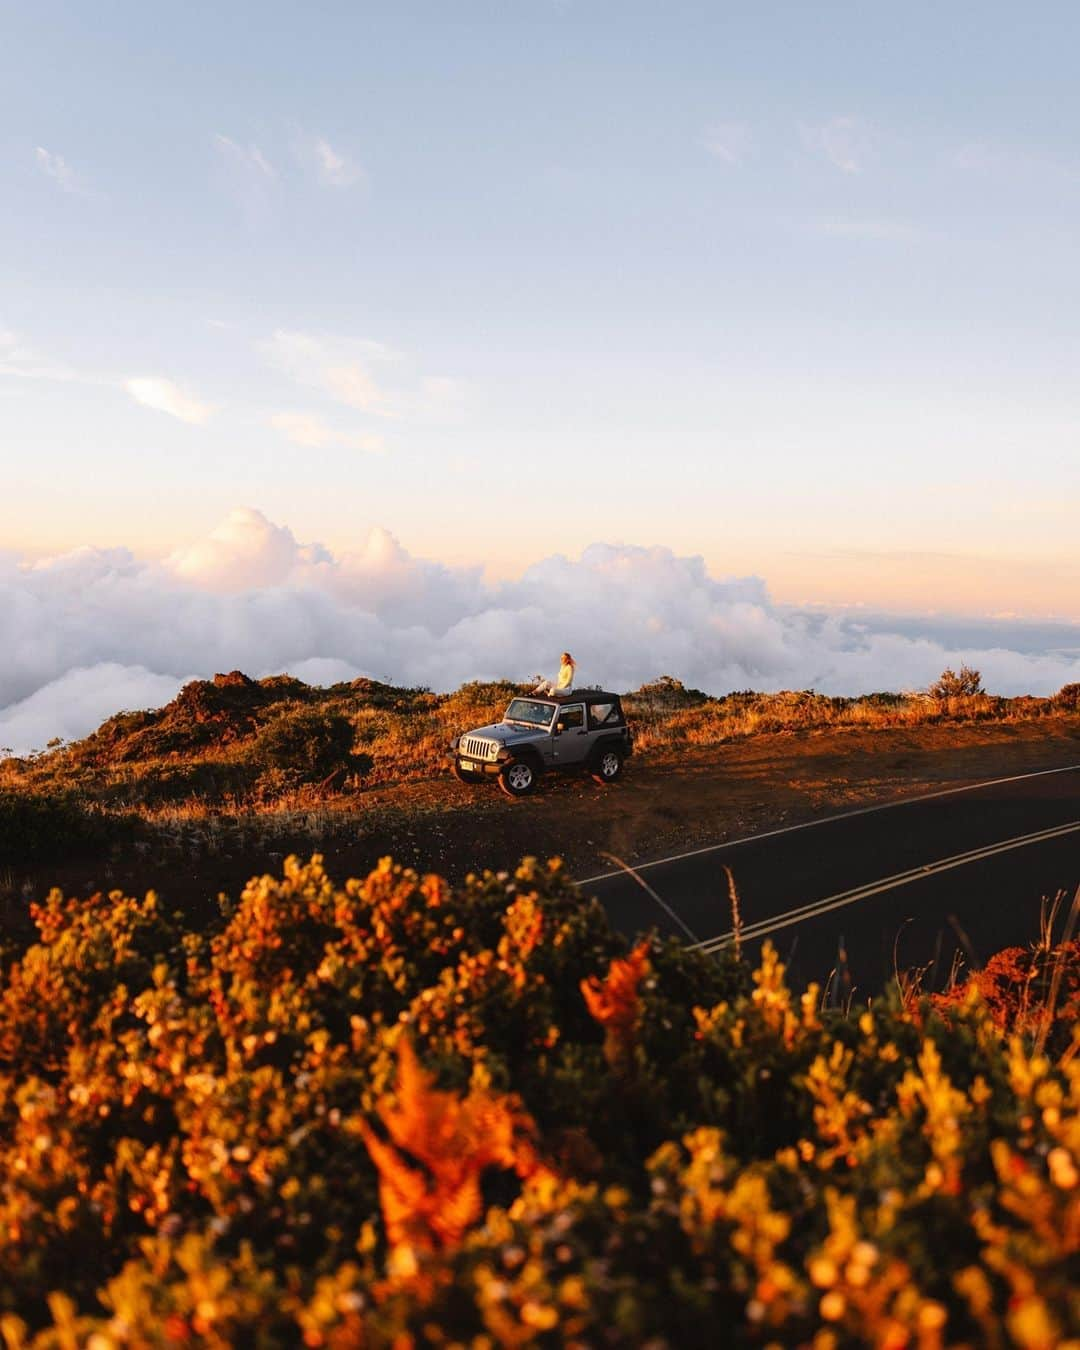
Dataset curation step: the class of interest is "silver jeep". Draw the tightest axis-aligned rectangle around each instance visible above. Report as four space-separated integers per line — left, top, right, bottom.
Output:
449 691 633 797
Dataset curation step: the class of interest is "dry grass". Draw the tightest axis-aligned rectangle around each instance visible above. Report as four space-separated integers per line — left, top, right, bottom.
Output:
624 682 1043 752
1 672 1076 843
923 885 1080 1045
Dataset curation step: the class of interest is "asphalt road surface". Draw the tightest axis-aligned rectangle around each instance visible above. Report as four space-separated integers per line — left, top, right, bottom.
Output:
576 764 1080 994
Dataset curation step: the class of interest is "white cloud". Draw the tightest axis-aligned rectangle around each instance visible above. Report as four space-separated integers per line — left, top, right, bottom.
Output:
353 433 388 456
269 411 333 447
287 657 366 686
212 134 278 220
260 329 393 415
269 411 385 453
124 377 212 424
213 134 276 179
2 507 1078 755
35 146 82 193
420 375 464 408
0 327 82 383
258 329 458 422
287 127 366 187
166 507 324 591
214 129 364 196
1 327 213 423
799 117 873 174
0 665 191 756
323 363 386 413
702 123 754 166
312 136 364 187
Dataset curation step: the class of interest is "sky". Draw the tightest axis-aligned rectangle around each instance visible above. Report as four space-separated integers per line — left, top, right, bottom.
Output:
2 2 1079 747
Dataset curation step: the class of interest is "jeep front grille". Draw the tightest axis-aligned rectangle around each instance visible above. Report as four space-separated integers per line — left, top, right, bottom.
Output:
461 735 499 762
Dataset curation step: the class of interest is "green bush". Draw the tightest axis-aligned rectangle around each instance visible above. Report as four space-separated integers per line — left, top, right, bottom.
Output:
928 664 984 699
1052 682 1080 712
253 708 371 782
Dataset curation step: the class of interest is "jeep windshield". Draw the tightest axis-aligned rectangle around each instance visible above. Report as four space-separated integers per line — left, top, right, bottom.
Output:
504 698 556 728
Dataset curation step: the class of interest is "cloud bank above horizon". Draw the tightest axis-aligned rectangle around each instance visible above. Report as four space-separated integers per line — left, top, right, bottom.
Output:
2 507 1078 756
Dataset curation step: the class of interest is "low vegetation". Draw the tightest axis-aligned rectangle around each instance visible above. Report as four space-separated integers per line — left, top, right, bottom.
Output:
0 855 1075 1346
0 789 134 867
2 669 1077 839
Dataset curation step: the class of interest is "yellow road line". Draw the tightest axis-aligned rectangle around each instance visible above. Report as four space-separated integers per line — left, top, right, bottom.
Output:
692 819 1080 953
578 763 1080 886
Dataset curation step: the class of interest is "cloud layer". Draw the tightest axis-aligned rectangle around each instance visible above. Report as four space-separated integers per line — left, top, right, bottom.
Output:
2 508 1078 755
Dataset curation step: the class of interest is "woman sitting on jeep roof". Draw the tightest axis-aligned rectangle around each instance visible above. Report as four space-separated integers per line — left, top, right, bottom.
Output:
533 651 576 696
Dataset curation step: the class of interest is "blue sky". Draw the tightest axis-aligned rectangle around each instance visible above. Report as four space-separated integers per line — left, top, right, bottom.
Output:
2 0 1078 614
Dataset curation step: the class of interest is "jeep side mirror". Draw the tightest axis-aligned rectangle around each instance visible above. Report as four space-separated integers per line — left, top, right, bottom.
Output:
555 721 565 734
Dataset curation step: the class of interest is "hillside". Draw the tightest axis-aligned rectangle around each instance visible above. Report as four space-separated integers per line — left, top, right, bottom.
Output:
4 671 1080 817
2 673 1079 925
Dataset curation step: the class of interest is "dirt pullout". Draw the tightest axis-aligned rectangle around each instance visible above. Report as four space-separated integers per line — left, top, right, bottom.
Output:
352 715 1080 876
20 714 1079 924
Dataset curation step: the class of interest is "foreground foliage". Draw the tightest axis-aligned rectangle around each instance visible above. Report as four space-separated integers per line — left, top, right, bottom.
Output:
0 857 1076 1347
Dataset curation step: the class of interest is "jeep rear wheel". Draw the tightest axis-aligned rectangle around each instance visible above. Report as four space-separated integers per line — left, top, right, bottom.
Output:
499 759 537 797
591 747 623 785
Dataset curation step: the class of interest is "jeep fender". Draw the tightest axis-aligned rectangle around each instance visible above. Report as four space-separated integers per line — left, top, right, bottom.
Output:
505 744 544 773
587 735 625 768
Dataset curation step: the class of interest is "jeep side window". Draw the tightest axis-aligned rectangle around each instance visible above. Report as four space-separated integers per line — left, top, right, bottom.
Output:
588 701 614 728
558 706 584 730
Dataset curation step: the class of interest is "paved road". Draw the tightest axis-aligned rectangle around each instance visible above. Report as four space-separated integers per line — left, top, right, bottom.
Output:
576 765 1080 993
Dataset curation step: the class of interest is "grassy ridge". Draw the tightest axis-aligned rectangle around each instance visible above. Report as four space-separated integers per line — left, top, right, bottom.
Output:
0 855 1075 1346
3 672 1078 827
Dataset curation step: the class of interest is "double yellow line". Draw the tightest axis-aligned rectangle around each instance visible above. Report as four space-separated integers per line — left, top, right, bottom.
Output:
692 819 1080 955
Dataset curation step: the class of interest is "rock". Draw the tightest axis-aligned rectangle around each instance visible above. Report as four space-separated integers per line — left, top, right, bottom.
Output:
213 670 257 690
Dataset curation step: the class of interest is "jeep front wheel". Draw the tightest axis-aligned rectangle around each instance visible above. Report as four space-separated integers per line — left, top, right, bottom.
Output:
591 747 623 785
499 759 537 797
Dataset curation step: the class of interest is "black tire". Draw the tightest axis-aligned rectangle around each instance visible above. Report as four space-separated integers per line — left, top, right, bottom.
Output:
590 746 623 785
452 760 482 784
499 759 538 798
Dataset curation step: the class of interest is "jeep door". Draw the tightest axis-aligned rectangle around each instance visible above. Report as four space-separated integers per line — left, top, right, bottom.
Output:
550 703 589 765
584 699 620 760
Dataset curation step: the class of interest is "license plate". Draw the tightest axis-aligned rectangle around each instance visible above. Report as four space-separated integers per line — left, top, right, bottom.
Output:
462 760 481 772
